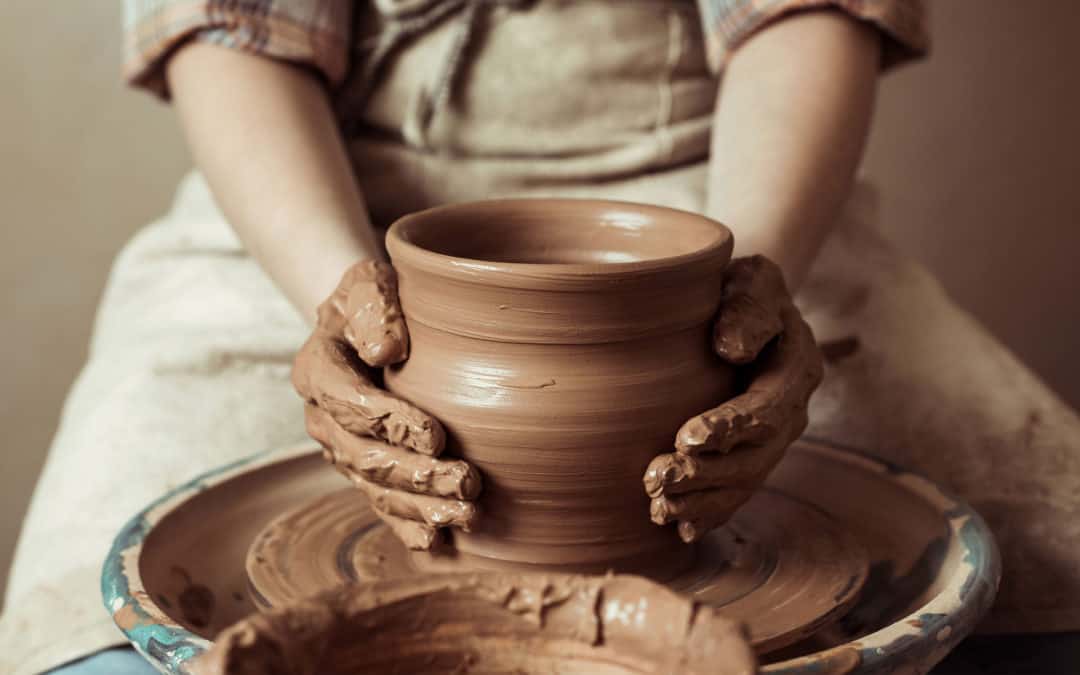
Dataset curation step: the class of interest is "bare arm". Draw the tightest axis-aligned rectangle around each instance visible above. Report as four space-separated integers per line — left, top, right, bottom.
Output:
707 10 881 290
645 10 877 541
167 43 381 322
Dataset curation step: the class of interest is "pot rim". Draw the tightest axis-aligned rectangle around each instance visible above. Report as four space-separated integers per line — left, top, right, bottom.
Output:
385 198 733 290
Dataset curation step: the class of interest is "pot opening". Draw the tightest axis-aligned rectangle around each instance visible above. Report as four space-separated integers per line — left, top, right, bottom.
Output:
393 200 729 267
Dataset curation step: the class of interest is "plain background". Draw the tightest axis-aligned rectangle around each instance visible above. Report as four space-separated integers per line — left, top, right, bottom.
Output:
1 1 1078 601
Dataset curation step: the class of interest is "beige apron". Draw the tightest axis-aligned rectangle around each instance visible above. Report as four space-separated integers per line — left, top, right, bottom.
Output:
2 1 1078 672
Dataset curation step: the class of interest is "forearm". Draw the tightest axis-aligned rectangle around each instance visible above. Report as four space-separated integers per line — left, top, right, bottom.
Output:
706 10 881 290
167 43 380 322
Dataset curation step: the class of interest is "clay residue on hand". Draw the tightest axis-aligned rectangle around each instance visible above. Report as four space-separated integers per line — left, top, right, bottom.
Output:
645 255 825 543
294 259 480 551
192 573 757 675
315 414 481 500
294 334 444 455
674 301 823 456
318 260 409 367
712 256 786 364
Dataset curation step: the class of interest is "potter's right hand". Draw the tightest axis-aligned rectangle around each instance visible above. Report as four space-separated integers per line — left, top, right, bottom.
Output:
292 261 481 550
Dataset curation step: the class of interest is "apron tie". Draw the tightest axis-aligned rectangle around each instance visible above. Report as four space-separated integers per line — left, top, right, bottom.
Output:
340 0 533 150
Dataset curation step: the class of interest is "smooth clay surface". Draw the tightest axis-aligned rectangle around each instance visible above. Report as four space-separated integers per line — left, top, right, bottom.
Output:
383 200 738 575
193 573 757 675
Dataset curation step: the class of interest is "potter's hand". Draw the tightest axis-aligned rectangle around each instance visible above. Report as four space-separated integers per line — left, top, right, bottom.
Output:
292 261 481 550
644 256 824 543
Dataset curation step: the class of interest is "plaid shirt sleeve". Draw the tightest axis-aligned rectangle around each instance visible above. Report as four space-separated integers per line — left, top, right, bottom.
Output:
124 0 354 98
696 0 928 73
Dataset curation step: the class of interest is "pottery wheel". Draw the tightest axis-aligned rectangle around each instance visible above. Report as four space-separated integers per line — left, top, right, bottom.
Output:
247 485 868 654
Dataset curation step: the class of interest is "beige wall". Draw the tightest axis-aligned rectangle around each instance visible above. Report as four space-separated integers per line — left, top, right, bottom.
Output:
863 0 1080 409
0 2 191 599
1 0 1077 600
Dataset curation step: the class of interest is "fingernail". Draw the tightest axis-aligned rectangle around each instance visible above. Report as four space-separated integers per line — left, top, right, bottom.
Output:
678 520 699 543
650 498 674 525
642 463 665 496
457 466 482 500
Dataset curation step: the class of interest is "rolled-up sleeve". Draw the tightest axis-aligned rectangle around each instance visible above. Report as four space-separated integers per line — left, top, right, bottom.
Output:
124 0 354 99
696 0 928 73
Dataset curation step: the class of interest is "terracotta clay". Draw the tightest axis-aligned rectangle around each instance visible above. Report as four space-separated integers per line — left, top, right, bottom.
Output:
382 199 738 574
292 202 822 555
646 256 824 543
193 573 757 675
293 259 478 550
110 441 998 675
246 481 868 653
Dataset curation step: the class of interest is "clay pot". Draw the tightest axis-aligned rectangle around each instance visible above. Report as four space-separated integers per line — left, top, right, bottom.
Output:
193 573 756 675
385 200 736 577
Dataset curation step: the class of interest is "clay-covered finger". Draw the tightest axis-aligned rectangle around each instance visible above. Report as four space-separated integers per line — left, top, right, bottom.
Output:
343 261 410 367
676 305 822 455
293 331 445 455
712 256 786 364
350 476 479 531
643 441 787 498
674 401 771 456
307 405 481 499
375 510 441 551
650 489 751 527
677 512 734 544
335 438 481 500
316 260 409 367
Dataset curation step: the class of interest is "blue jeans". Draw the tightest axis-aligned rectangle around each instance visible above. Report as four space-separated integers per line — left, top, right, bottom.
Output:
41 634 1080 674
47 648 157 674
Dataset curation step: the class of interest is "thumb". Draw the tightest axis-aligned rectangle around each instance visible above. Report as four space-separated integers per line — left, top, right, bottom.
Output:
341 260 410 367
713 255 787 364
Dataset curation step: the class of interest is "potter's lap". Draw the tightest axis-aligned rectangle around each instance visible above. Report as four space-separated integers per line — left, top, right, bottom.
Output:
798 194 1080 629
1 175 311 670
90 181 306 360
19 180 308 513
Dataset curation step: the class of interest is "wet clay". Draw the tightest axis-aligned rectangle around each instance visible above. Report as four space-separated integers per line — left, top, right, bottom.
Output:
382 199 738 574
646 257 824 543
293 259 479 551
124 441 997 674
193 573 757 675
246 483 868 653
293 202 822 561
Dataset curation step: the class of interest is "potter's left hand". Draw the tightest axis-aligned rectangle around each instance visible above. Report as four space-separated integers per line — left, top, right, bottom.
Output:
292 261 481 551
644 256 824 543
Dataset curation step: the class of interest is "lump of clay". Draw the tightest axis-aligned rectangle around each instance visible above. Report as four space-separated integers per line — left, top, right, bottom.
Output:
192 572 757 675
